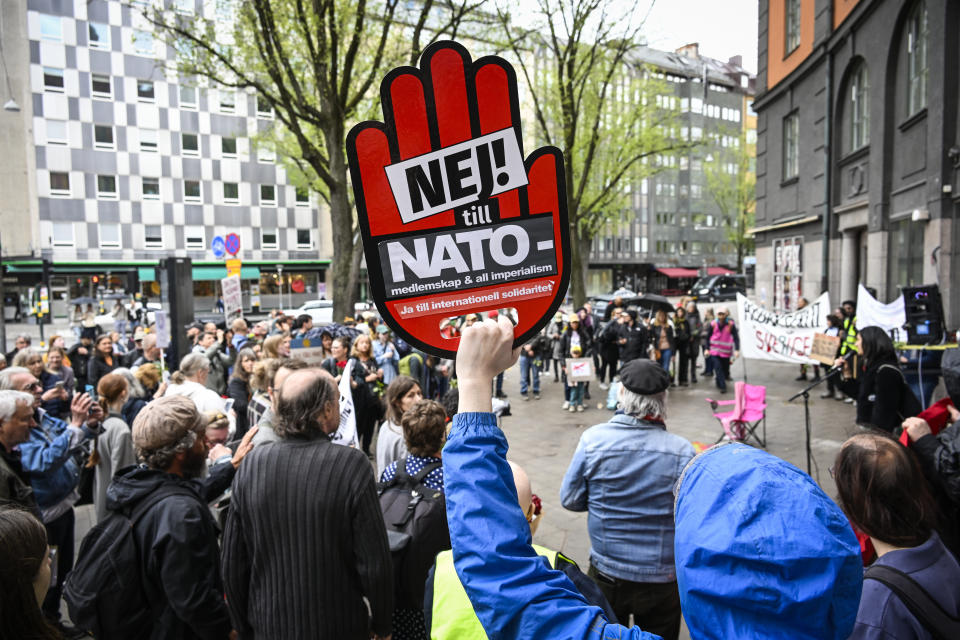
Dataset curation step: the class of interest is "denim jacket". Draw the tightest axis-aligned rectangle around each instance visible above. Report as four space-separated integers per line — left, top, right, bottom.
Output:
373 340 399 384
560 413 694 583
18 410 92 510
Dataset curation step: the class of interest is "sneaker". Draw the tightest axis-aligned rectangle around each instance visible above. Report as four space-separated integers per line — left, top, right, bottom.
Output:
568 405 576 412
691 377 698 383
521 393 529 401
562 401 570 410
576 405 584 412
820 390 833 399
844 397 855 404
533 393 541 400
834 391 846 401
795 375 807 381
599 382 610 390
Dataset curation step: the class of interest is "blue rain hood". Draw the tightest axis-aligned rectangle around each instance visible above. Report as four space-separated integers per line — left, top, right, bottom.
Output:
674 443 862 639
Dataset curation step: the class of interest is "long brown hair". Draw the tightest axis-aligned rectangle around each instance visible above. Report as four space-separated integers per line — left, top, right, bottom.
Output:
384 376 421 425
88 373 128 468
0 509 60 640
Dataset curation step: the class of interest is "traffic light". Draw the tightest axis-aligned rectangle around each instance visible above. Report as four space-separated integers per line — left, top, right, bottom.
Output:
92 275 99 284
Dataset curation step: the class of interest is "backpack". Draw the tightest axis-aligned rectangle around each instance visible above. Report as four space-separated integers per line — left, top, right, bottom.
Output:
865 564 960 640
64 484 197 639
378 458 450 609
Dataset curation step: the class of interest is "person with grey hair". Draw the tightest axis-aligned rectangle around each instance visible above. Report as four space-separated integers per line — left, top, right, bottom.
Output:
165 353 234 434
98 395 244 639
222 368 394 639
560 359 695 640
0 389 41 511
6 334 31 365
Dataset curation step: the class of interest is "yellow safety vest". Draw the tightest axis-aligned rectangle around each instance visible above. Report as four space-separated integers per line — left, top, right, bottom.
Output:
840 315 859 354
429 544 571 639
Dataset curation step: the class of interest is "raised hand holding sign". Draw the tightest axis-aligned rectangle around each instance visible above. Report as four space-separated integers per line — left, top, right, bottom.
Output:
347 41 570 358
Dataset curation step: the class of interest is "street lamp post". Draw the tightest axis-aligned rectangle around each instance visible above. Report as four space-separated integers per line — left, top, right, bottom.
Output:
277 264 284 311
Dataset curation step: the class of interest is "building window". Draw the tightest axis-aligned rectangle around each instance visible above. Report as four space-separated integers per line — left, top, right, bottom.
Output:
133 30 154 56
88 22 110 49
182 133 199 156
256 94 273 118
91 73 112 99
179 84 197 109
906 1 928 116
43 67 64 92
144 225 164 249
773 237 803 312
137 80 155 102
97 175 117 199
260 184 276 205
295 188 310 206
175 0 194 14
296 228 313 249
888 218 925 298
49 172 70 197
99 223 121 248
223 182 239 204
785 0 801 55
52 222 74 247
46 120 67 145
40 14 62 41
184 180 201 203
849 64 870 151
185 226 205 249
257 144 275 163
782 112 799 180
261 228 279 249
94 125 114 150
219 90 235 113
221 137 237 158
139 129 158 153
142 177 160 200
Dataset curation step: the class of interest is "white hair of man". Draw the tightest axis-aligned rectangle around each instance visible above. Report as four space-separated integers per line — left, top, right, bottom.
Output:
0 367 32 391
617 384 667 421
0 390 36 421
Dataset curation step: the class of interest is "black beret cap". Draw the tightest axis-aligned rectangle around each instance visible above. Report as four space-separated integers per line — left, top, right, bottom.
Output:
619 359 671 395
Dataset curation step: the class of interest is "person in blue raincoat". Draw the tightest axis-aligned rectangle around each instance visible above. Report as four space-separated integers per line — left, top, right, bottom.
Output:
443 316 863 640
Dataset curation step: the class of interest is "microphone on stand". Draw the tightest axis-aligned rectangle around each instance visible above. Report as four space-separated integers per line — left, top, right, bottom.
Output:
828 350 856 373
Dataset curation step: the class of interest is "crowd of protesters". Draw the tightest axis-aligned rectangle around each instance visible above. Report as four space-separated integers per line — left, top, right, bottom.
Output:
1 292 959 640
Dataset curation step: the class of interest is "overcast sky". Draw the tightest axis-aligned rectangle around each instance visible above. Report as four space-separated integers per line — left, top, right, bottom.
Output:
640 0 759 73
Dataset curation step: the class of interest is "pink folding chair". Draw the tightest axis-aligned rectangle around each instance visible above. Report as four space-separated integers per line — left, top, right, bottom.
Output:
705 381 767 447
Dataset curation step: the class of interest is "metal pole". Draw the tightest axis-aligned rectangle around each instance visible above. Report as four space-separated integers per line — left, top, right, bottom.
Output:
0 232 5 353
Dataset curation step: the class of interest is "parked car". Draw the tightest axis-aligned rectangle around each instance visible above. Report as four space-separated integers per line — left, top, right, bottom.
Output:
285 300 334 325
687 274 747 302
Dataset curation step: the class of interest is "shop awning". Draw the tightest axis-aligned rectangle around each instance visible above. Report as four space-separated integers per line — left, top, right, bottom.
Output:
137 267 156 282
192 266 261 281
706 267 735 275
656 267 699 278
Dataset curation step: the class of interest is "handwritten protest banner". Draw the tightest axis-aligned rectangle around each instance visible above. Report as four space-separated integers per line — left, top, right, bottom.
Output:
737 292 831 364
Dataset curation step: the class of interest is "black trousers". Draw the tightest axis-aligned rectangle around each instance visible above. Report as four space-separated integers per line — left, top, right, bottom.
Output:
677 345 691 384
588 564 681 640
598 350 619 384
42 507 75 621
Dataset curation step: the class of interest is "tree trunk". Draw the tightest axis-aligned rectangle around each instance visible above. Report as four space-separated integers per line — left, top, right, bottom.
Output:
569 231 592 309
325 127 359 323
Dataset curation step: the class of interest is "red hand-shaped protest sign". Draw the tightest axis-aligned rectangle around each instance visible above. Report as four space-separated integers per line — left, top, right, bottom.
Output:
347 41 570 358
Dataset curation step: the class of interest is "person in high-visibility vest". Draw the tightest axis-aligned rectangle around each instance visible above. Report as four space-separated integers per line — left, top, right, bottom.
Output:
838 300 859 404
705 307 740 394
424 461 617 639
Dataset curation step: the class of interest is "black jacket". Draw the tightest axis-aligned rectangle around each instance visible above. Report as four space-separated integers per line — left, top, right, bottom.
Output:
87 355 117 392
597 321 622 358
914 420 960 504
105 466 232 640
227 377 251 439
67 343 92 390
617 322 649 362
855 360 921 432
559 325 592 362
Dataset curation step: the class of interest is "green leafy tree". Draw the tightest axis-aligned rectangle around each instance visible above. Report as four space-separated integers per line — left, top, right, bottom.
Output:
495 0 693 307
139 0 486 321
704 130 756 271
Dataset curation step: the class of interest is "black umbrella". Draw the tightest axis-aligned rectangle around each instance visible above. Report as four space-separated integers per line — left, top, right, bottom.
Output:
636 294 675 315
69 296 97 305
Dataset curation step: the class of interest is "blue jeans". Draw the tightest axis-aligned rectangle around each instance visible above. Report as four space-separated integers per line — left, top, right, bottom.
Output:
519 353 540 395
711 355 731 392
658 349 672 372
569 381 585 406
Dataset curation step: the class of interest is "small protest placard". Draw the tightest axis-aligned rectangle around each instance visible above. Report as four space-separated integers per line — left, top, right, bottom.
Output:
221 275 243 324
347 40 570 359
810 333 842 366
567 358 594 382
288 338 329 366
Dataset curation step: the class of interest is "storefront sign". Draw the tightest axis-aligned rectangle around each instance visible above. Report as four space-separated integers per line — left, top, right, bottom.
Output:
347 40 569 358
226 259 242 278
737 292 831 364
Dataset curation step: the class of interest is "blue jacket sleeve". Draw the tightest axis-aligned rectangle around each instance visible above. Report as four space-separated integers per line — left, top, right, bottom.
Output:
443 412 660 640
559 438 589 512
19 416 81 474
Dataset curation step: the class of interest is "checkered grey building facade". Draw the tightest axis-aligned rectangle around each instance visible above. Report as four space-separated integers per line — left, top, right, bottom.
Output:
25 0 330 264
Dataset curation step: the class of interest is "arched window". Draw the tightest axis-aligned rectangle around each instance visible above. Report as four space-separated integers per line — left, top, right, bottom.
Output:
849 63 869 150
906 1 928 115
